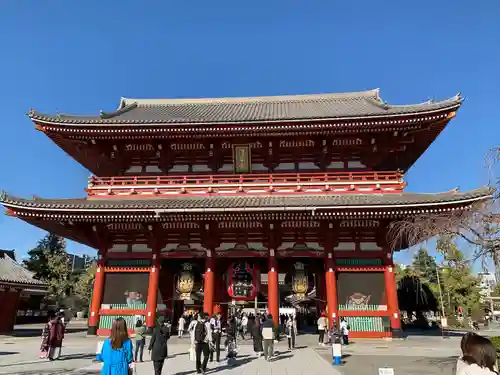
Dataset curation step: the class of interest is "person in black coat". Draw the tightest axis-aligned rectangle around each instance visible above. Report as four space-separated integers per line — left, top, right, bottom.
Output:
148 316 170 375
250 316 263 356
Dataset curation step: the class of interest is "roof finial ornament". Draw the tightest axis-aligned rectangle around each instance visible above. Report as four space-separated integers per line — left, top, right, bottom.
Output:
0 190 6 201
455 92 462 101
27 108 35 117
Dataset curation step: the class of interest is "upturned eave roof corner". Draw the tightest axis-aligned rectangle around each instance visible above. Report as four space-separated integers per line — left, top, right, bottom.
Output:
99 102 138 119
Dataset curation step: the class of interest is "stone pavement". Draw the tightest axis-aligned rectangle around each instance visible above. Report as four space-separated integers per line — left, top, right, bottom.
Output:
316 353 456 375
0 332 342 375
0 329 467 375
81 345 341 375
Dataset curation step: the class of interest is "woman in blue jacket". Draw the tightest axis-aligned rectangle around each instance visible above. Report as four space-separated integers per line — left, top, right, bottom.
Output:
96 317 134 375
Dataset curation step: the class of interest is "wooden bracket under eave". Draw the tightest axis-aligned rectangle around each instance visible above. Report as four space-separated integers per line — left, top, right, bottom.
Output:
5 208 16 217
34 124 47 132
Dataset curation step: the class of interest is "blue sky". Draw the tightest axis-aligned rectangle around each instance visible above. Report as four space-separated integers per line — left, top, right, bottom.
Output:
0 1 498 267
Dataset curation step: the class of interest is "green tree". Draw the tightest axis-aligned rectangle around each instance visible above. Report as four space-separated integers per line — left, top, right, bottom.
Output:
436 236 481 314
411 248 439 284
74 262 97 310
23 233 66 279
45 250 73 305
491 282 500 297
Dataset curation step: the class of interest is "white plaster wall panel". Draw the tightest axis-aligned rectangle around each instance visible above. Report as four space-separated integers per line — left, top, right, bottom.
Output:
347 160 367 169
192 164 211 172
145 165 162 173
360 242 382 251
131 244 152 252
334 242 356 251
125 166 142 174
108 244 128 252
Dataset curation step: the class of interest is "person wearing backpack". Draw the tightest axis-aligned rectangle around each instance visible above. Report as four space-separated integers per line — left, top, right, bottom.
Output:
195 313 212 374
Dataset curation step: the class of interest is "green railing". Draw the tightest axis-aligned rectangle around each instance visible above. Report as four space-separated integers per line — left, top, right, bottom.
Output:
343 316 390 332
105 259 152 267
335 258 383 266
103 303 147 310
99 314 146 330
338 304 386 311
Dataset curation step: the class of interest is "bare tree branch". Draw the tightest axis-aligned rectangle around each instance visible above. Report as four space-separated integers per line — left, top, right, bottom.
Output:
387 146 499 265
387 200 494 253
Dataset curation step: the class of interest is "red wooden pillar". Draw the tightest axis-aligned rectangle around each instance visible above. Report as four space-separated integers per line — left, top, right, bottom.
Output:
384 264 402 337
203 255 215 316
213 260 222 315
267 250 279 327
146 254 161 330
315 269 326 314
88 258 105 335
325 252 338 329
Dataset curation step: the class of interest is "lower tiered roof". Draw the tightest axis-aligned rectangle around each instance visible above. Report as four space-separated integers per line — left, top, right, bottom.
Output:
0 187 492 215
0 188 492 251
0 250 47 290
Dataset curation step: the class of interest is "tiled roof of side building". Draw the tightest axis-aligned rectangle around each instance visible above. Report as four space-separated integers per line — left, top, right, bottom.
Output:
0 187 492 212
28 89 463 125
0 252 47 287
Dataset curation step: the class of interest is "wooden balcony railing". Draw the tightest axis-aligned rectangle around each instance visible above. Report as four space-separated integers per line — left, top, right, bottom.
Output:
87 171 405 197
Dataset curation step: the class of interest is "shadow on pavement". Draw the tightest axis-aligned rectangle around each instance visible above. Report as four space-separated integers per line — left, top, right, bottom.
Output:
270 354 293 361
207 356 256 373
12 372 100 375
60 353 96 361
403 328 465 338
0 351 19 356
2 327 87 338
170 352 189 358
9 369 81 375
0 353 95 368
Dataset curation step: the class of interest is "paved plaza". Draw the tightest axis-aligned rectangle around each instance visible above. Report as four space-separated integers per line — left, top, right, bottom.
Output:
0 326 468 375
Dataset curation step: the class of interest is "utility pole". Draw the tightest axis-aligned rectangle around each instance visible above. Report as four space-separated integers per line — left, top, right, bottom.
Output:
436 265 447 338
71 253 76 273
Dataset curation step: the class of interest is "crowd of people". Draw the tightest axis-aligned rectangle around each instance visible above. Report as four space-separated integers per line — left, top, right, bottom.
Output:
86 311 298 375
316 312 349 346
39 308 500 375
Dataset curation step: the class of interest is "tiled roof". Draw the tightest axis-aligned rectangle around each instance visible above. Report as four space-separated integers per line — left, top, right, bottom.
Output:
28 89 462 125
0 252 47 287
0 188 492 213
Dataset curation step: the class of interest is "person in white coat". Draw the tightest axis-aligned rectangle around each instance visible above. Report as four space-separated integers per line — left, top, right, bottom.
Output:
340 318 349 345
178 315 186 338
188 314 198 346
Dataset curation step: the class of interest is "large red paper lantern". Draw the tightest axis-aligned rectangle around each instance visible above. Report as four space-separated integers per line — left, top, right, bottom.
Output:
227 261 260 301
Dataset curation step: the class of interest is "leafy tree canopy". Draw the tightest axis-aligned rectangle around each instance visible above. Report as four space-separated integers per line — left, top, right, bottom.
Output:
23 233 66 280
411 247 439 284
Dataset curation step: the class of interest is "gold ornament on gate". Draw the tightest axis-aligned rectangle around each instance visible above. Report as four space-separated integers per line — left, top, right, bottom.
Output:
177 263 195 300
292 262 308 299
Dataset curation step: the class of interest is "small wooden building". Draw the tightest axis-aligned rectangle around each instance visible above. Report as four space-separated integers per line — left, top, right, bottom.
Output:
0 250 48 332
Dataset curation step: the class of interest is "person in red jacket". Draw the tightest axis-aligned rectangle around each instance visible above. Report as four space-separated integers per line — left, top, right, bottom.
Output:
47 312 65 360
